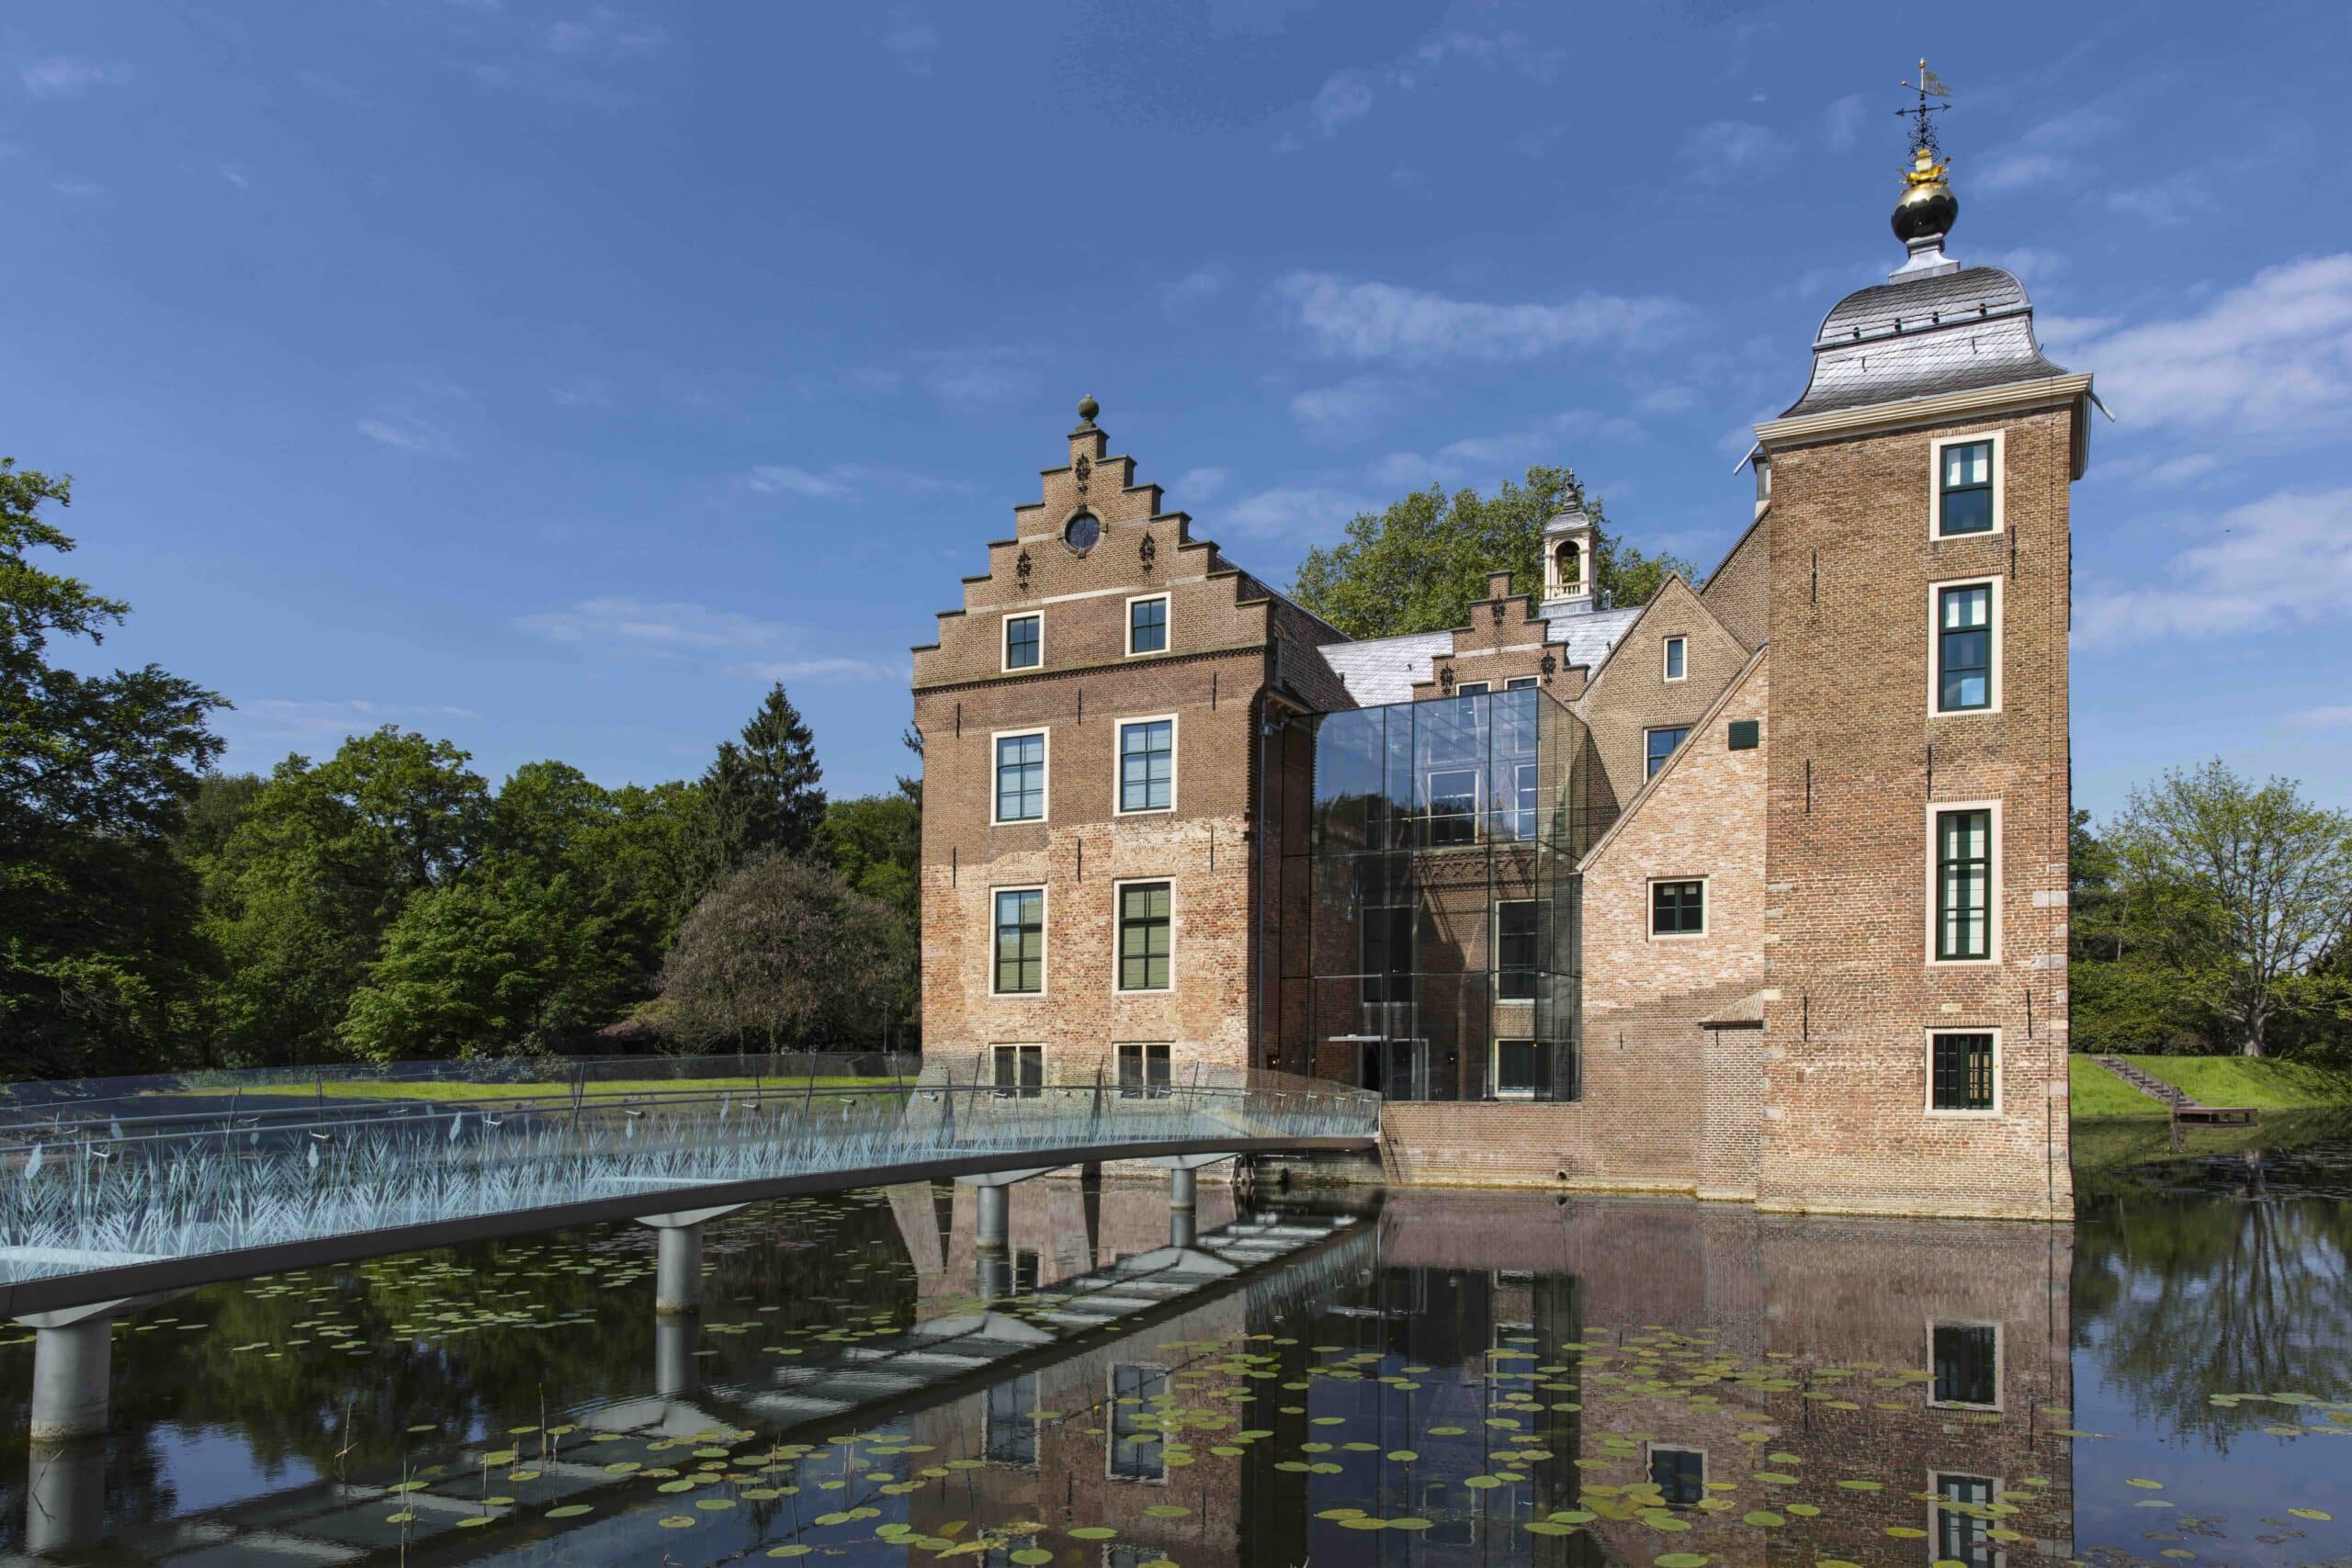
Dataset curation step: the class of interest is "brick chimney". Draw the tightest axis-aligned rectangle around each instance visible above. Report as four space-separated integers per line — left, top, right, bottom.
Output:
1486 570 1514 600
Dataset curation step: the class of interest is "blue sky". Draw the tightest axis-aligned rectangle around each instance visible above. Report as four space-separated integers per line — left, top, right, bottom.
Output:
7 1 2348 819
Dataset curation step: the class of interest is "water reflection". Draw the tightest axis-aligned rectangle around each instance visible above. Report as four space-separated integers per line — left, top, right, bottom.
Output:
2 1153 2348 1566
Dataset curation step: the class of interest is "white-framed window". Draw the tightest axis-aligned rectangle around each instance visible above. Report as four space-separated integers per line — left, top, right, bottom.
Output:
1928 800 2002 964
1114 715 1177 815
1662 635 1688 682
1928 1472 2004 1568
1931 430 2005 538
1454 680 1490 696
1927 1028 2001 1116
1649 876 1706 938
1125 592 1170 656
1116 1042 1172 1098
1001 612 1042 672
1504 674 1538 690
1107 1363 1170 1481
991 1042 1044 1097
1645 725 1689 779
1931 576 2002 716
1492 1040 1541 1100
991 889 1046 997
1928 1320 2003 1410
991 728 1049 825
1114 879 1172 992
1645 1445 1706 1508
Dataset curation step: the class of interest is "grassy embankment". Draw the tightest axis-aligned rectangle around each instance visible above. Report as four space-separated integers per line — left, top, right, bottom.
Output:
2069 1054 2352 1119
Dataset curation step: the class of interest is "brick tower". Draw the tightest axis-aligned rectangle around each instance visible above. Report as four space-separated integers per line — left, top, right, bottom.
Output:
1750 75 2091 1218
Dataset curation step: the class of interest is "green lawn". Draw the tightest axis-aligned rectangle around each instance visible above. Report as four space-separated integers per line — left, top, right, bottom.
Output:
2070 1053 2352 1118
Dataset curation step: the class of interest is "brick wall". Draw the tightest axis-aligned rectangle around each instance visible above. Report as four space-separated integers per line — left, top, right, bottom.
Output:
1571 574 1750 809
1700 510 1772 650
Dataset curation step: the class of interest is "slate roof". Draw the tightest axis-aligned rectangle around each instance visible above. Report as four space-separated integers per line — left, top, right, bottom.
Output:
1781 264 2069 419
1315 605 1642 707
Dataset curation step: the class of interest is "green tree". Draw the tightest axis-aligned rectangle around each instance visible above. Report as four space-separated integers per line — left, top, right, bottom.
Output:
338 869 628 1060
658 853 910 1050
819 792 921 917
694 683 827 890
1 459 227 1077
2103 761 2352 1057
2069 807 2221 1055
1288 466 1696 639
201 729 491 1064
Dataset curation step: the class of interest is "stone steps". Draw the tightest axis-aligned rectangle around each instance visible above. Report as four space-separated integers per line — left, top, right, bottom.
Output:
2092 1055 2199 1110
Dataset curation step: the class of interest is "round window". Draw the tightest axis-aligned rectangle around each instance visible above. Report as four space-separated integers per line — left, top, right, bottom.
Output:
1062 512 1101 553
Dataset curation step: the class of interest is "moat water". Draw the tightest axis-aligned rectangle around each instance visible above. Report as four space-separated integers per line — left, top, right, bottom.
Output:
4 1118 2347 1567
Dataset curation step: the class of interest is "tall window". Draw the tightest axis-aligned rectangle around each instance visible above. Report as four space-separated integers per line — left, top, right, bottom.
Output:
1427 768 1478 844
984 1373 1038 1464
1938 583 1994 712
1108 1365 1169 1481
994 732 1046 822
991 1043 1043 1098
992 890 1044 995
1496 900 1538 999
1932 1323 1999 1407
1663 636 1687 682
1362 905 1414 1005
1931 1032 1996 1111
1510 761 1540 841
1003 613 1041 671
1651 879 1705 936
1939 439 1995 535
1117 1042 1171 1098
1648 1448 1704 1507
1934 1475 1998 1568
1555 539 1583 594
1127 594 1169 654
1117 882 1172 991
1118 719 1173 813
1935 808 1993 960
1645 726 1689 779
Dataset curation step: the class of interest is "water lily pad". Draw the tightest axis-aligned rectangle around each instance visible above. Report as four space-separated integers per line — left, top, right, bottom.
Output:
546 1505 591 1518
2290 1507 2334 1521
1069 1527 1117 1539
1656 1555 1711 1567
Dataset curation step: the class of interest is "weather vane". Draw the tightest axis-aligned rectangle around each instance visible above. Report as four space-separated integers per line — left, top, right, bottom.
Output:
1897 58 1952 162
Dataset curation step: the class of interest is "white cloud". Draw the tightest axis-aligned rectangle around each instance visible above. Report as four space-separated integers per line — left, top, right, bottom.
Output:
1980 152 2067 192
732 657 907 684
218 163 252 188
228 699 481 749
1679 120 1789 182
2066 254 2352 434
1821 94 1866 152
876 7 938 73
1281 273 1683 363
1976 106 2120 192
1983 247 2067 284
2105 176 2216 228
2287 705 2352 729
356 417 456 457
2143 452 2222 487
518 597 793 652
2075 487 2352 649
19 57 132 99
746 462 966 500
1308 71 1374 136
1220 485 1375 541
1634 385 1699 416
1374 410 1645 492
1177 466 1231 501
916 348 1039 414
543 7 663 55
1163 265 1227 305
1289 376 1400 438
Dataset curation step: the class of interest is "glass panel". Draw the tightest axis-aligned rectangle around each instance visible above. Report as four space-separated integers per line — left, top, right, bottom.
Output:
995 733 1046 821
1118 882 1171 991
1495 1039 1540 1098
1497 900 1537 999
1937 810 1992 959
1108 1364 1168 1480
1128 596 1167 652
1651 880 1703 934
1933 1323 1999 1405
1645 727 1689 778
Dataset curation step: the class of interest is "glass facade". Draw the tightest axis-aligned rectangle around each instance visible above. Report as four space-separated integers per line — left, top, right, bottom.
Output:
1268 685 1611 1102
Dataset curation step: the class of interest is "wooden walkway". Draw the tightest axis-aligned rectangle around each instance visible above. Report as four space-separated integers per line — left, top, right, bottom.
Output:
2093 1055 2259 1126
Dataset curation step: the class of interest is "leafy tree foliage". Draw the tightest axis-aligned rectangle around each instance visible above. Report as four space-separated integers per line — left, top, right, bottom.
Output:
2 460 228 1077
819 792 921 917
657 854 911 1050
2076 762 2352 1058
1289 465 1697 639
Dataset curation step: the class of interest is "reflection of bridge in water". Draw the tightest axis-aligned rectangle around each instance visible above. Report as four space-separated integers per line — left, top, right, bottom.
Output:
15 1184 1376 1564
0 1052 1376 1467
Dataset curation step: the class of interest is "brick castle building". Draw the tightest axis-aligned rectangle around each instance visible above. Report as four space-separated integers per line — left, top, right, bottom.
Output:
911 120 2090 1221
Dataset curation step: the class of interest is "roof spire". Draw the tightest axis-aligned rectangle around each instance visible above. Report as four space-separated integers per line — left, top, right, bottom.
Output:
1890 58 1959 279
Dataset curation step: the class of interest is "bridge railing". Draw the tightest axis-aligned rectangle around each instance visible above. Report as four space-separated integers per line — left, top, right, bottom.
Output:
0 1054 1377 1295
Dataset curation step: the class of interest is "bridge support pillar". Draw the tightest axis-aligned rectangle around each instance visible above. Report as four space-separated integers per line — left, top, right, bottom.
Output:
956 1168 1057 1303
1169 1167 1198 1247
633 1204 747 1319
26 1312 113 1445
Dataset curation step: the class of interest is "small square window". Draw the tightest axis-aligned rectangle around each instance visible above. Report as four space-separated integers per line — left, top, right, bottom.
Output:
991 1042 1043 1097
1727 718 1759 750
1454 680 1490 695
1648 1448 1705 1507
1127 595 1169 655
1651 879 1704 936
1003 614 1041 671
1939 439 1996 536
1931 1032 1996 1111
1117 1043 1171 1098
1645 727 1689 778
1663 636 1687 682
1504 675 1538 690
1932 1322 2000 1407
